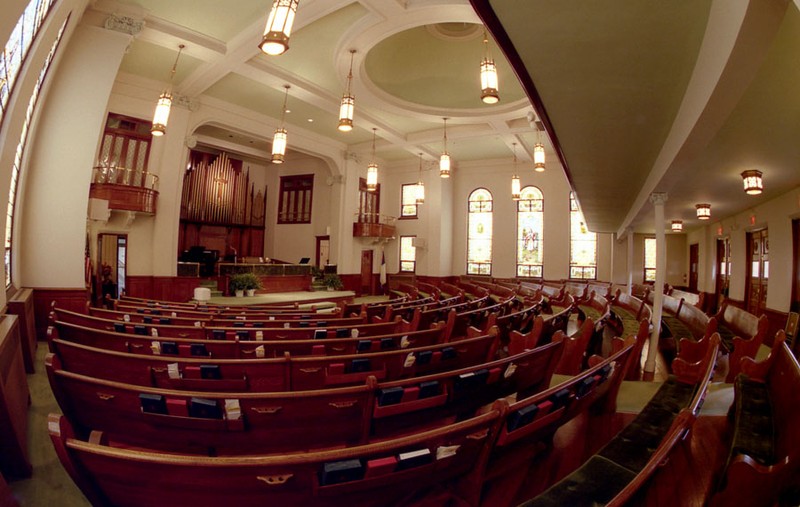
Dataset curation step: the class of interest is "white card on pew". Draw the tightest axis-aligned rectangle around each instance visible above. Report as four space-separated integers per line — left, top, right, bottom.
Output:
167 363 180 379
255 330 264 341
171 312 177 318
351 329 359 338
150 327 158 337
255 345 265 358
123 314 131 322
504 363 517 379
236 315 246 321
150 341 161 355
224 399 241 419
400 336 410 348
404 352 416 368
436 445 460 460
284 323 290 329
194 321 201 327
269 316 275 321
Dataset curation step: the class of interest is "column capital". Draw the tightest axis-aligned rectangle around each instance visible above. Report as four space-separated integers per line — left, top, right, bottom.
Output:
104 14 145 36
649 192 668 206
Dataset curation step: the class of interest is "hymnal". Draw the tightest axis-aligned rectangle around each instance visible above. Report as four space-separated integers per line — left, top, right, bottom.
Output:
418 380 439 399
506 403 539 432
364 457 397 478
441 346 456 360
356 340 372 352
160 342 178 355
139 393 167 415
236 330 249 341
200 364 221 380
190 343 208 356
336 329 349 338
380 338 396 349
114 323 126 333
189 397 222 419
576 376 596 397
377 387 404 406
396 448 432 470
417 350 432 365
320 459 364 486
350 358 371 373
314 329 328 339
212 330 226 340
550 388 571 409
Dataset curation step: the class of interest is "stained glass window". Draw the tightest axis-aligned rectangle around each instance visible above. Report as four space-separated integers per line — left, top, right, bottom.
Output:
569 191 596 280
400 236 415 272
467 188 492 275
516 186 543 278
644 237 656 282
400 184 418 218
5 16 68 288
1 0 57 127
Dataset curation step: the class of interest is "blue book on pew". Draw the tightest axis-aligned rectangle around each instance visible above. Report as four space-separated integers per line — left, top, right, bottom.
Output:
320 459 364 486
336 329 349 338
380 338 396 349
212 330 225 340
139 393 167 415
377 387 404 406
200 364 221 380
356 340 372 352
134 325 147 336
143 316 153 324
441 346 456 360
314 329 328 339
236 330 250 341
506 403 539 432
350 358 371 373
190 343 208 356
550 388 571 409
418 380 440 399
113 323 126 333
189 397 222 419
160 342 178 355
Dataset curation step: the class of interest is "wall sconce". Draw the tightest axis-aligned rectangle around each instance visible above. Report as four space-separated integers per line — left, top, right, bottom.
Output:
695 203 711 220
741 170 763 195
259 0 299 56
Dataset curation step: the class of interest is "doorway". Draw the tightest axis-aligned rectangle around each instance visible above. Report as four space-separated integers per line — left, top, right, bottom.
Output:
97 233 127 303
745 229 768 317
714 237 730 313
360 249 373 295
316 235 330 269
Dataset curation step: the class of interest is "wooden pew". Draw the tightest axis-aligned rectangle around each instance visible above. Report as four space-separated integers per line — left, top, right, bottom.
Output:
49 408 502 507
518 333 720 507
710 332 800 507
713 300 769 382
49 320 447 359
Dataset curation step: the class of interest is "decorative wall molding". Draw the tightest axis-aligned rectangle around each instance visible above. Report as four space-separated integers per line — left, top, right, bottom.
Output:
104 14 144 36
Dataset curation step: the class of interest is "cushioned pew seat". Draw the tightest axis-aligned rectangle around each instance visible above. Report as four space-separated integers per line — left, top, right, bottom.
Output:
730 376 774 465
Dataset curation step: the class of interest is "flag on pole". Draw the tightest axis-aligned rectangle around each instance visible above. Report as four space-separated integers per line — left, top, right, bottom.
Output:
379 249 387 286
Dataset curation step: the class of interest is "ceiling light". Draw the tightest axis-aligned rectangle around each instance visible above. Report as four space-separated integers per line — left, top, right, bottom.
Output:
696 203 711 220
271 85 290 164
511 142 520 200
338 49 356 132
671 220 683 232
151 44 184 136
533 127 545 172
259 0 298 56
366 128 378 192
440 117 451 178
480 30 499 104
416 153 425 205
741 170 763 195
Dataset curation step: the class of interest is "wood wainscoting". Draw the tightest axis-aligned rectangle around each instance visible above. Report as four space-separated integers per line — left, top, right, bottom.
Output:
32 288 89 341
125 276 201 302
6 288 37 373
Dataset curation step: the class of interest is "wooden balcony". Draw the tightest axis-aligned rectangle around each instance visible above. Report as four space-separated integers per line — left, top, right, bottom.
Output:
352 213 396 239
89 165 158 215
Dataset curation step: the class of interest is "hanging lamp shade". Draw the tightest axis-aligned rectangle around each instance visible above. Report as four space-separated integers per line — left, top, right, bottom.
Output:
440 118 451 178
533 143 545 172
671 220 683 232
151 44 184 136
367 128 378 191
272 85 291 164
480 31 499 104
338 50 356 132
259 0 298 56
511 143 520 200
741 170 763 195
696 203 711 220
415 153 425 204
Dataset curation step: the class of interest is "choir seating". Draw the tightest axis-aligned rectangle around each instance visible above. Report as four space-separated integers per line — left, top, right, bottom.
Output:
48 408 502 507
518 333 720 507
710 332 800 507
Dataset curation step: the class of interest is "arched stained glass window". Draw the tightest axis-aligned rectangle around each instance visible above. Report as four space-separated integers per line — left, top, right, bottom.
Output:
569 191 597 280
467 188 492 275
516 186 543 278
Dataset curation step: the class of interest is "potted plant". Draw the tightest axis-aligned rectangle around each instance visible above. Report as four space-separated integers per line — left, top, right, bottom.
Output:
229 273 261 297
323 273 344 291
242 272 263 296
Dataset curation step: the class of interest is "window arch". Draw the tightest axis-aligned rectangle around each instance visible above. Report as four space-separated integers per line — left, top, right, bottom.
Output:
516 186 543 278
569 191 597 279
467 188 492 275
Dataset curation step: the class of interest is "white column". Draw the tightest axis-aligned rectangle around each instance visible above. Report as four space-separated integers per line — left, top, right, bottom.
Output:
645 192 668 373
626 227 634 295
19 25 133 287
425 172 453 276
333 152 361 275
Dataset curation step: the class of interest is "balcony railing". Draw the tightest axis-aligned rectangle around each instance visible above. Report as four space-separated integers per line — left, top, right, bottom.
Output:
90 165 159 215
353 212 396 239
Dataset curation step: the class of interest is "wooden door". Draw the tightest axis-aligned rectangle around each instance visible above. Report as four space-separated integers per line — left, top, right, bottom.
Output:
688 243 699 293
315 236 330 268
360 250 373 295
714 238 730 312
745 229 768 316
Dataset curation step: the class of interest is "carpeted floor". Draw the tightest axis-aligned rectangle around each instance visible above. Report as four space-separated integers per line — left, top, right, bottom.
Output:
204 289 356 306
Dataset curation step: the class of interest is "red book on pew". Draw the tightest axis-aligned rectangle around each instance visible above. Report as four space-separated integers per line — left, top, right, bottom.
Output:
311 344 326 355
536 400 554 417
178 344 191 357
166 398 189 417
487 367 503 384
184 366 201 379
364 456 398 478
328 363 345 375
431 351 442 363
401 386 419 402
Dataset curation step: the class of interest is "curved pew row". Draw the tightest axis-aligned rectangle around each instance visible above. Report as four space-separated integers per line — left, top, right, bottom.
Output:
48 330 498 392
46 341 564 456
49 407 501 507
48 320 447 359
519 334 720 507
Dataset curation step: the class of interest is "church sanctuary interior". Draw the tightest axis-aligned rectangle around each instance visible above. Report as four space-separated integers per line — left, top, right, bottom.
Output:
2 0 800 506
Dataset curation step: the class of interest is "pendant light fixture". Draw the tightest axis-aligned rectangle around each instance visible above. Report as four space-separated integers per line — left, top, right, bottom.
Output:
511 142 521 200
271 85 290 164
440 117 451 178
151 44 185 136
366 128 378 192
741 170 763 195
533 128 545 172
415 153 425 205
259 0 299 56
696 203 711 220
480 30 499 104
671 220 683 232
338 49 356 132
